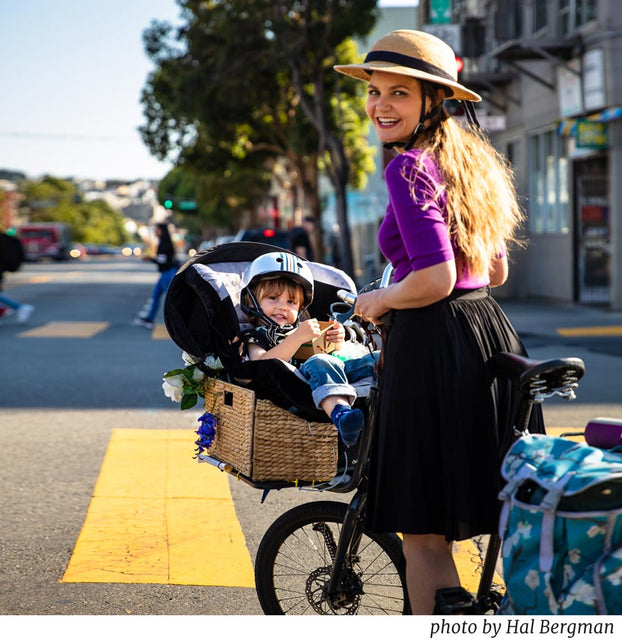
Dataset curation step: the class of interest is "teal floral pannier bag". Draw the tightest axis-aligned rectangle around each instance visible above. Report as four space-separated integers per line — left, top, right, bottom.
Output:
497 434 622 614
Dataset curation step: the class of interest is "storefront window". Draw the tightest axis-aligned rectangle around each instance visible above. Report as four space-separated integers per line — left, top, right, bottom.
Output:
528 131 570 234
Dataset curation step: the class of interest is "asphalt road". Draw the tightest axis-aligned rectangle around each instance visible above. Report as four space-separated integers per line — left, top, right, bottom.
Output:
1 258 334 620
1 258 622 623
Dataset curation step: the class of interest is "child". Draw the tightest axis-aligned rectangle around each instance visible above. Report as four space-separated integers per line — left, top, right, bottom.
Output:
239 252 377 447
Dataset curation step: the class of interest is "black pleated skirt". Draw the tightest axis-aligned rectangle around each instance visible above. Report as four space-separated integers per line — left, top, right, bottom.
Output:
366 287 544 541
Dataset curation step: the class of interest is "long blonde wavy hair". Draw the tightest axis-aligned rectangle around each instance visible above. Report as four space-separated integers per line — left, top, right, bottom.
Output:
411 83 524 278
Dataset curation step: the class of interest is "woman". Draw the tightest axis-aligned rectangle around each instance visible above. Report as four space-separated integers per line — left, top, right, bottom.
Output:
334 30 543 613
134 223 178 329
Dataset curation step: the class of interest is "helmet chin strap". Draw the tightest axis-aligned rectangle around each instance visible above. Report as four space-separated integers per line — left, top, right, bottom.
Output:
241 289 299 330
382 100 442 151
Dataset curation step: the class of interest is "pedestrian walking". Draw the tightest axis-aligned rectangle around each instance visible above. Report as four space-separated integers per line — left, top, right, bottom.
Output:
335 29 544 613
0 230 34 324
133 223 179 329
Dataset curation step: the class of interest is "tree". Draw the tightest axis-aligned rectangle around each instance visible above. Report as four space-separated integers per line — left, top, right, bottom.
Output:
140 0 377 276
267 1 378 274
19 176 131 246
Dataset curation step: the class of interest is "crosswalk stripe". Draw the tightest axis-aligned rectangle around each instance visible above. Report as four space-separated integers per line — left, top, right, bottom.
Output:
152 323 169 340
18 322 109 338
14 321 170 339
61 429 255 587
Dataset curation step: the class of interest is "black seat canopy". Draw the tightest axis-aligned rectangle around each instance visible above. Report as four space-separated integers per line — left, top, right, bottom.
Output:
164 241 358 421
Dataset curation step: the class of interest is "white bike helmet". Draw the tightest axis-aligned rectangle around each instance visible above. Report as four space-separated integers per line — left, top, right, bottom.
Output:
240 252 314 324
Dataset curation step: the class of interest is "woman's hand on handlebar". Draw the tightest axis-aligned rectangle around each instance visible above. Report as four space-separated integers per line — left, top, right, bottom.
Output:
354 289 391 326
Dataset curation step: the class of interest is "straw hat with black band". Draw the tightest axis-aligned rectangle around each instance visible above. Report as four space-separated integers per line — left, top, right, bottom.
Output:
334 29 482 150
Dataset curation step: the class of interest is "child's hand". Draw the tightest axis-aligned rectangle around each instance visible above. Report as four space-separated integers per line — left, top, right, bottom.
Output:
325 321 345 344
294 318 322 343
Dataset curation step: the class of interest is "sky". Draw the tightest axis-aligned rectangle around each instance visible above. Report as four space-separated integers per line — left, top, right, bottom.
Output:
0 0 417 183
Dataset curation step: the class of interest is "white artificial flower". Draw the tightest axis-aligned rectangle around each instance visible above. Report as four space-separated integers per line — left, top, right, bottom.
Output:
192 367 206 383
182 351 202 366
162 374 184 402
204 355 224 370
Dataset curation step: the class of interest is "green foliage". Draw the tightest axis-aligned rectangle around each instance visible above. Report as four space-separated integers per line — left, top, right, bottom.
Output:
19 176 131 246
140 0 380 271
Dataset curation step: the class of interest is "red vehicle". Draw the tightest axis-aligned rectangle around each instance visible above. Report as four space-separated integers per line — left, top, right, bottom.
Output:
17 223 72 261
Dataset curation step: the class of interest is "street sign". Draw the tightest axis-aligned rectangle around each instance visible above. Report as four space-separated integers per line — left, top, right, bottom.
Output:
430 0 451 24
423 24 461 55
476 115 506 131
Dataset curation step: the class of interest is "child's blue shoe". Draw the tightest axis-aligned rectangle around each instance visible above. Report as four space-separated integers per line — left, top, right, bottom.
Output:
331 404 364 447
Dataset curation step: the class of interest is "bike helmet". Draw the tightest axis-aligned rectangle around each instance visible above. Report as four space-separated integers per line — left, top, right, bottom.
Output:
240 252 314 325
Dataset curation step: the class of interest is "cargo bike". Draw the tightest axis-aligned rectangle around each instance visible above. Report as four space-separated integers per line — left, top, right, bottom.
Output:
163 241 588 615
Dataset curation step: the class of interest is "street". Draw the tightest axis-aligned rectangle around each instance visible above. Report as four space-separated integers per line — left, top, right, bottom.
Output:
0 257 333 618
1 258 622 618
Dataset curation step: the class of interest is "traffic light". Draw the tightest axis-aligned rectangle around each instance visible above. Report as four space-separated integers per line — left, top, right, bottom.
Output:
178 200 197 212
455 56 464 75
161 197 197 213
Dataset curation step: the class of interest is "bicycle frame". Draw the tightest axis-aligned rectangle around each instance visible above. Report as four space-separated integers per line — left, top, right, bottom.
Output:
323 387 379 603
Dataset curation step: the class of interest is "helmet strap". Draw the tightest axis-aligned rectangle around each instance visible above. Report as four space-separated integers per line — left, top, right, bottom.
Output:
383 103 444 152
462 100 481 130
241 289 300 329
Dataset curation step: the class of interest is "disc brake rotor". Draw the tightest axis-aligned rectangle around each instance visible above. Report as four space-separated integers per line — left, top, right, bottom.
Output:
305 566 361 615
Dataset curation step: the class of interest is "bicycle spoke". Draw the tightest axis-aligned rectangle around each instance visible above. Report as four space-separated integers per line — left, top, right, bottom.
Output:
255 501 408 615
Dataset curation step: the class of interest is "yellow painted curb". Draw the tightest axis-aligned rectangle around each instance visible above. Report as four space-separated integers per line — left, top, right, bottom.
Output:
557 325 622 337
62 429 254 587
454 539 504 595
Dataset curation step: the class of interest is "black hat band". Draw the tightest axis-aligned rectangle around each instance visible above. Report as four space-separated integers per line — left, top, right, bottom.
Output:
364 50 455 83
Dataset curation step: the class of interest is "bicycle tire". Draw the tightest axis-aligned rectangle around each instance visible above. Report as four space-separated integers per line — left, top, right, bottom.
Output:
254 500 410 615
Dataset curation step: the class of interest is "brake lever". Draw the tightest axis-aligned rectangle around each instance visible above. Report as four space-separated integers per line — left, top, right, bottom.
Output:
329 301 354 324
330 289 357 323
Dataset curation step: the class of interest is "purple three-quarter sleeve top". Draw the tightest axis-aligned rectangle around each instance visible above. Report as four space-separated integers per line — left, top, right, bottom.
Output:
378 149 502 288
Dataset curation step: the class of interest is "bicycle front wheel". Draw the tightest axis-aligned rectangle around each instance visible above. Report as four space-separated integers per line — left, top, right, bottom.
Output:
254 500 409 615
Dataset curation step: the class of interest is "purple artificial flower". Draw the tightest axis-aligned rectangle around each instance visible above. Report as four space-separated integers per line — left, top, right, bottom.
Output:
194 411 217 454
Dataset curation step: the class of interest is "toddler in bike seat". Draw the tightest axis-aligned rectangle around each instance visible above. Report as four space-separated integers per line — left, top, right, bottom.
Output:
239 252 377 447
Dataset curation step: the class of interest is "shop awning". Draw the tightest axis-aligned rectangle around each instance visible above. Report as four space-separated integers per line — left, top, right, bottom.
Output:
557 106 622 136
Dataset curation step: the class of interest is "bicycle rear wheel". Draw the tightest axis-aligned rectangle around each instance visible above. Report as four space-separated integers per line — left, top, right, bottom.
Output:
254 500 409 615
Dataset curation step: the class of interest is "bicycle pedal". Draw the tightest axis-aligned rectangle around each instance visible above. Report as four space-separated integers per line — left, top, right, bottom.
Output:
433 587 477 614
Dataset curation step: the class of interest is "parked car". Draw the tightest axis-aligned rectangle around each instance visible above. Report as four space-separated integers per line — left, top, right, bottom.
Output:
233 228 289 248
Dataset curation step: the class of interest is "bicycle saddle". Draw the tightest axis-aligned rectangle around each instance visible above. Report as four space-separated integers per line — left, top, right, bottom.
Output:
491 352 586 397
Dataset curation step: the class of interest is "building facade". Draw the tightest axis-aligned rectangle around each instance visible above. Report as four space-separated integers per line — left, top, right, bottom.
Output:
416 0 622 307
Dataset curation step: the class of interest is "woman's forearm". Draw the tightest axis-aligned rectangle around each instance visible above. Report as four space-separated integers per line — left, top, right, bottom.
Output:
381 261 456 310
355 261 456 323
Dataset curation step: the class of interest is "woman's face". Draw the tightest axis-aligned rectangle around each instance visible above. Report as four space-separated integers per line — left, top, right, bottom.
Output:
365 71 424 146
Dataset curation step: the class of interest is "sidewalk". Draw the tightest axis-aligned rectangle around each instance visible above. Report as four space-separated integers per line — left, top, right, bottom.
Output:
500 298 622 341
497 298 622 430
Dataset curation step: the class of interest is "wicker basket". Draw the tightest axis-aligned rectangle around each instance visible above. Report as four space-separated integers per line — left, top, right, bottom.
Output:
203 378 338 482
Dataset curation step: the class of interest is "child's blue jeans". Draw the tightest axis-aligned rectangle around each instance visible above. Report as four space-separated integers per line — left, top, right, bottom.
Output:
298 351 378 410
